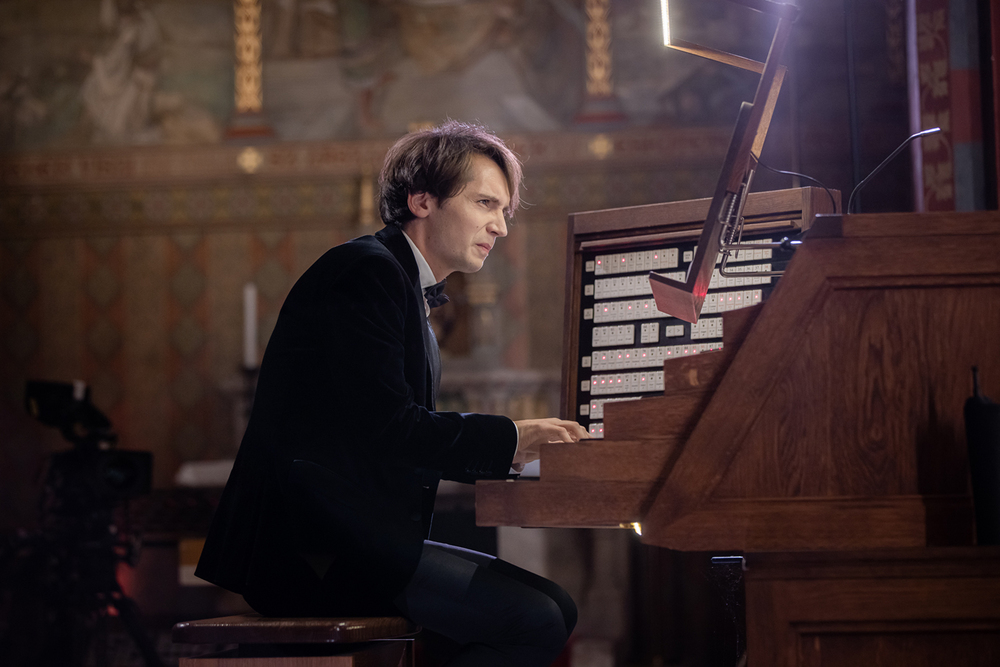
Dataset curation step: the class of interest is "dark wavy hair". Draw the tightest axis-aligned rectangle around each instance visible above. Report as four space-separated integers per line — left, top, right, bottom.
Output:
378 121 522 228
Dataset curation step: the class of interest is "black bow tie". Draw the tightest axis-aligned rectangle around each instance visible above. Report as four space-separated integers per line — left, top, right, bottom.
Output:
424 280 450 309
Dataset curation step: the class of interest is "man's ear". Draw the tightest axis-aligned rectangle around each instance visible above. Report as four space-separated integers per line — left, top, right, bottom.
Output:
407 191 434 219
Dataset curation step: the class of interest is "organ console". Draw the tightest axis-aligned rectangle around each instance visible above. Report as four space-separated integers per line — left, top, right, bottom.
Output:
477 1 1000 658
476 194 1000 665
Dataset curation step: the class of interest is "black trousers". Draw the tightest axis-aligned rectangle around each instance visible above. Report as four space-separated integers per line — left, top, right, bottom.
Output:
393 541 577 667
242 540 576 666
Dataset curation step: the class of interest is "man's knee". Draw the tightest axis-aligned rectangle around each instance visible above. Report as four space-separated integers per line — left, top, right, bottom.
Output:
487 558 577 636
547 580 577 635
521 594 572 653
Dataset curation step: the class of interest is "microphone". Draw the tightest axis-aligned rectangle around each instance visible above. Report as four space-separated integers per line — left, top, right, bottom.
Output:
846 127 942 214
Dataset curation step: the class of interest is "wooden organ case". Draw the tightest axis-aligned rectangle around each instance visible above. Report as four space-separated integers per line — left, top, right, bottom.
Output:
476 194 1000 666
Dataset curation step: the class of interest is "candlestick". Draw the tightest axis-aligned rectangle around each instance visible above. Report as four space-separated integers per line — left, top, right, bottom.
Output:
243 282 257 368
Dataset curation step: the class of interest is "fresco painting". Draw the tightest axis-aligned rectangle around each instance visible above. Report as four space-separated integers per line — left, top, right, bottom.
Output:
0 0 774 149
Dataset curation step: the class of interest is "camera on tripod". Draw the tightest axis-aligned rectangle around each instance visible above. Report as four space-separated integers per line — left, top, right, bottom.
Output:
0 380 164 667
25 379 152 504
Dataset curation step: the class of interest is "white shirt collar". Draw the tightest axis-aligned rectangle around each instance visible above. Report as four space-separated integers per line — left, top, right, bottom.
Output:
401 229 440 291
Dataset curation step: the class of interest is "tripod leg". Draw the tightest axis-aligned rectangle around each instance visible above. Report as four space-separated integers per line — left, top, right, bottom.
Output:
109 594 165 667
92 612 110 667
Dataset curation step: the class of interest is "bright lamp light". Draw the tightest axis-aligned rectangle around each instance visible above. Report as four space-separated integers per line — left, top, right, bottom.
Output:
660 0 671 45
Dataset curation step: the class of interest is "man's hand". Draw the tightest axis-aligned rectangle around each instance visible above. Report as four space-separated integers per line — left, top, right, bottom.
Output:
511 418 590 472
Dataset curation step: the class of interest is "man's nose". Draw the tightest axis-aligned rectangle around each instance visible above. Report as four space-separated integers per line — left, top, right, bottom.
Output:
489 212 508 237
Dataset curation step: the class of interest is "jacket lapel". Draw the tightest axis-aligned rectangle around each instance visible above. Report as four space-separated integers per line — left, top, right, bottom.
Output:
375 226 440 409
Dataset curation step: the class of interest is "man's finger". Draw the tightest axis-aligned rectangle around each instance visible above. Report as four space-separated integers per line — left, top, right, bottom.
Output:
563 427 582 442
561 421 589 440
551 427 582 443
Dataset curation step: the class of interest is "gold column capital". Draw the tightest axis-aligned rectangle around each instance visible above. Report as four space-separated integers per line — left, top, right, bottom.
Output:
234 0 263 114
585 0 613 98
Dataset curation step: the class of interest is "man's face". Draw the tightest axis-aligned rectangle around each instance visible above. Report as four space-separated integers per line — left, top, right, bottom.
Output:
407 154 510 280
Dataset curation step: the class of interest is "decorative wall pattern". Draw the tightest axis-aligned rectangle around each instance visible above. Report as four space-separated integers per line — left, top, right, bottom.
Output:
917 2 956 209
916 0 987 211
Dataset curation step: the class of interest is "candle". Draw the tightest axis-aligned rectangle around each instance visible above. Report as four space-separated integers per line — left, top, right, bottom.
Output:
243 282 257 368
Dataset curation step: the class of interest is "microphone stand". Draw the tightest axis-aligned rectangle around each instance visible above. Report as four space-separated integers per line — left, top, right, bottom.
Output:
847 127 941 214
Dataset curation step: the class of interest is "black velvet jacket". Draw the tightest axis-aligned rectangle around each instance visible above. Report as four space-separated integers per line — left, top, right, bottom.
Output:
195 225 517 615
